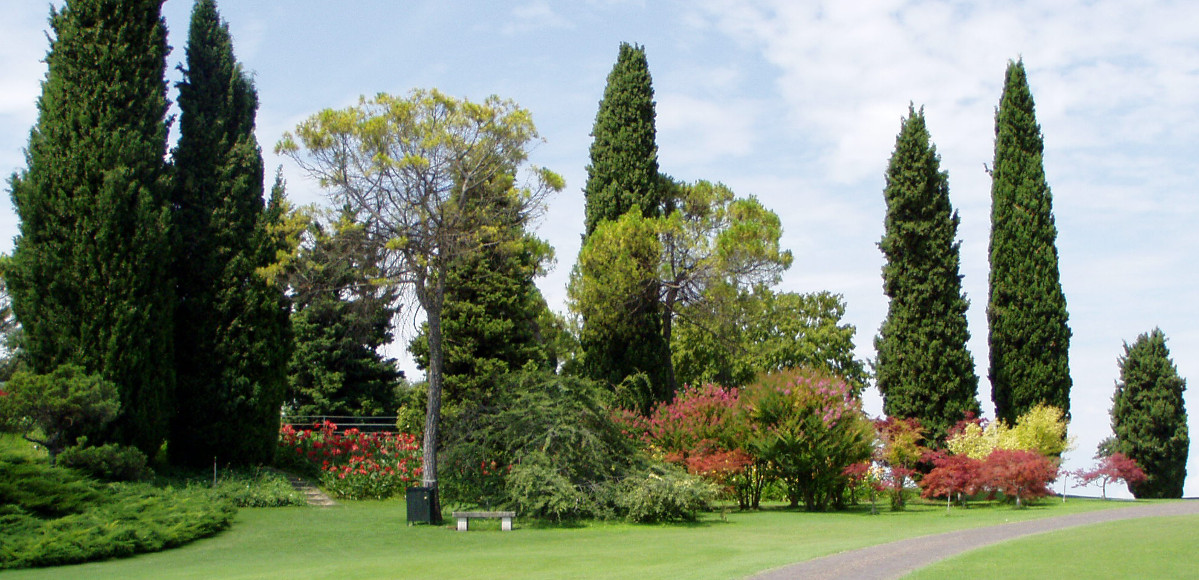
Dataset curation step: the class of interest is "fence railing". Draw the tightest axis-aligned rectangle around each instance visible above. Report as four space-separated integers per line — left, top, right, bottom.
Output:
282 415 399 433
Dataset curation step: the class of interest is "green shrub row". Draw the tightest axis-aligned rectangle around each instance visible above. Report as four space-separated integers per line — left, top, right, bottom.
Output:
0 456 237 570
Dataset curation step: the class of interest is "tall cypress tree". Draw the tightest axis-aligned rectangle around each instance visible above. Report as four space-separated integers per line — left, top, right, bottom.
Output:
577 42 673 407
7 0 174 455
1110 329 1189 498
170 0 290 466
583 42 663 236
876 106 979 444
987 60 1072 424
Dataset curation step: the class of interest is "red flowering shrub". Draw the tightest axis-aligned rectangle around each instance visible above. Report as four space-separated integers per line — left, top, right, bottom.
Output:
980 448 1058 507
278 421 421 500
1073 452 1147 500
919 451 983 509
627 384 761 508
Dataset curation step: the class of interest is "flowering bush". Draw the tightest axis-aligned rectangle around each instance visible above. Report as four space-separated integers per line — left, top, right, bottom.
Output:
873 417 926 511
741 368 874 511
1073 452 1147 500
277 421 421 500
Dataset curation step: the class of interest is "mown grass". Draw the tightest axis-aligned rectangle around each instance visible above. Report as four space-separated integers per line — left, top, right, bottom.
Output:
1 495 1144 580
905 513 1199 579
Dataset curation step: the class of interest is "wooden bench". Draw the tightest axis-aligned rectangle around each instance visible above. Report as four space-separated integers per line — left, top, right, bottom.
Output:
452 511 515 531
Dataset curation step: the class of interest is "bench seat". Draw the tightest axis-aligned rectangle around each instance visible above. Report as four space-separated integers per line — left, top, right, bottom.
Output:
452 510 516 531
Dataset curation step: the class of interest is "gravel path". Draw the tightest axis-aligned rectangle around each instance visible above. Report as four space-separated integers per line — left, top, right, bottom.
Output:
749 500 1199 580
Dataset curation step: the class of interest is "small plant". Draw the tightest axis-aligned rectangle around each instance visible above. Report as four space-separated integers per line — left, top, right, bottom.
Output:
613 463 717 523
58 439 152 481
0 364 119 465
1073 452 1147 500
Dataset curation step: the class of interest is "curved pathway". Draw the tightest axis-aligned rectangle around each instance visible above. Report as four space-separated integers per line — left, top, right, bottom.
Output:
749 500 1199 580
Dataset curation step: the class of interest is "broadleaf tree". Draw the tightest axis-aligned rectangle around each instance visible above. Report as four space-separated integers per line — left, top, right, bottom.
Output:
987 59 1072 423
1109 328 1189 498
170 0 291 467
278 89 563 519
876 105 980 444
7 0 174 454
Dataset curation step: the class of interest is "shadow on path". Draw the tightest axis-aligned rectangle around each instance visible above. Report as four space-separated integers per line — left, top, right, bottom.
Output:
749 500 1199 580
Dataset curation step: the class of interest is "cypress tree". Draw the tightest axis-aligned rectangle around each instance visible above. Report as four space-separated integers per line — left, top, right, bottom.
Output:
987 59 1072 424
577 42 673 405
583 42 663 236
7 0 174 455
170 0 290 466
1110 329 1189 498
876 106 979 444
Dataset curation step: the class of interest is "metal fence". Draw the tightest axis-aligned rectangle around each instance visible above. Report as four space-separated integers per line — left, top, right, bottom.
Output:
282 415 399 433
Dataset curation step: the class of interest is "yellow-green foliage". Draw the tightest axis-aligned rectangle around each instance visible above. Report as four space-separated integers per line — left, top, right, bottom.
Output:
946 404 1072 459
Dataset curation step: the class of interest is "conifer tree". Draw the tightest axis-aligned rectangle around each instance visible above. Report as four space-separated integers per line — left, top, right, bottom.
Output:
1110 329 1189 498
7 0 175 455
577 42 673 405
287 212 401 418
170 0 290 466
876 106 979 444
987 60 1072 424
410 175 555 410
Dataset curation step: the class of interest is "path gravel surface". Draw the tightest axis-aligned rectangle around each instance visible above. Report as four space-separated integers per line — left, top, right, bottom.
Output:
748 500 1199 580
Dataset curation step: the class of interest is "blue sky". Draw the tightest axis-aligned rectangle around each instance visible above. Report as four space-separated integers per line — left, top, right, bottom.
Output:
2 0 1196 497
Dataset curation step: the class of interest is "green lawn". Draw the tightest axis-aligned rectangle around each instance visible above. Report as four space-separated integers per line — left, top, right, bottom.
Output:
906 513 1199 579
3 497 1143 580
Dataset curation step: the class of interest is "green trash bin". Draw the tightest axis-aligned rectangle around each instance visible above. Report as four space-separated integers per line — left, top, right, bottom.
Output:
406 486 440 525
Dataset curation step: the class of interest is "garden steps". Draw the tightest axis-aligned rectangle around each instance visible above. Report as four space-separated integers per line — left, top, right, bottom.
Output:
268 468 338 507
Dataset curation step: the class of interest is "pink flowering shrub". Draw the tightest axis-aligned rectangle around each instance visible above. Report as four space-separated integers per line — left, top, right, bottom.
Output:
278 421 421 500
741 368 874 511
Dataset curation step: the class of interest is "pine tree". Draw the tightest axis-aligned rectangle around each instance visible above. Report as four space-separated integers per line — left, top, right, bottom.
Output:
1110 329 1189 498
7 0 175 455
170 0 290 466
987 59 1072 424
287 212 401 418
876 106 979 444
577 42 673 405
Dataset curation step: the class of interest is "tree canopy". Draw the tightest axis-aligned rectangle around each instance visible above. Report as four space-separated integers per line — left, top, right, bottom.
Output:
279 89 563 509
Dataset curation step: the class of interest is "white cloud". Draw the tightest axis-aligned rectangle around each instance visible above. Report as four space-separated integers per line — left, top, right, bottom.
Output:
656 93 757 165
503 1 573 35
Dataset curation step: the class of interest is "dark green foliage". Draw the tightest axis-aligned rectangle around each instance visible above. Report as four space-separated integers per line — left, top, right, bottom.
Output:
673 286 868 391
1109 329 1189 498
58 441 152 482
169 0 291 467
286 213 402 417
583 42 663 237
876 106 980 444
987 60 1072 424
0 365 119 465
0 456 235 570
410 175 556 410
441 372 642 519
7 0 175 455
577 43 673 404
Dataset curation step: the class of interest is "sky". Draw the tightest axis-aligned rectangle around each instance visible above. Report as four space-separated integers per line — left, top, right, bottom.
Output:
2 0 1196 498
